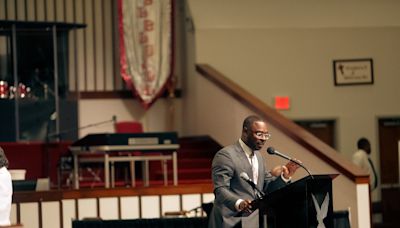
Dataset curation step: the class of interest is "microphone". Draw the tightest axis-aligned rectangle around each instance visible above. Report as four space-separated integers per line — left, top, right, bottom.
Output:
240 172 265 198
266 147 313 178
267 147 292 161
112 115 117 124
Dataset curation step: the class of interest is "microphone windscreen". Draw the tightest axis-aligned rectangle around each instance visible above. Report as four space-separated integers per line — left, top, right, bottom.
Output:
240 172 250 181
266 147 275 155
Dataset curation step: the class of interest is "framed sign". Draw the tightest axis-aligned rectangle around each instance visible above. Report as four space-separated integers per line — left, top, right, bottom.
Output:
333 58 373 86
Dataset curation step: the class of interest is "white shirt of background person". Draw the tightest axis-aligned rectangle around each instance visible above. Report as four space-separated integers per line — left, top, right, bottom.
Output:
0 166 12 226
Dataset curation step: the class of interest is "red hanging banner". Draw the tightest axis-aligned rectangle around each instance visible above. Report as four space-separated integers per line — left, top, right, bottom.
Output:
118 0 174 109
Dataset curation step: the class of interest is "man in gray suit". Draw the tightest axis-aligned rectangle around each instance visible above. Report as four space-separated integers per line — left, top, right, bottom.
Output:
208 115 299 228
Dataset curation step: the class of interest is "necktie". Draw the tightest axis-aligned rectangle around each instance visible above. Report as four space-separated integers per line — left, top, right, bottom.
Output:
249 153 258 184
367 157 378 190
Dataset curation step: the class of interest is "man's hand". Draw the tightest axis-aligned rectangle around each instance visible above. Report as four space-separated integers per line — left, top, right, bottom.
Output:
238 199 252 212
270 165 283 177
282 159 301 179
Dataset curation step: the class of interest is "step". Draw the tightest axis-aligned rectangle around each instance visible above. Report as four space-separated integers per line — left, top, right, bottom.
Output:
152 168 211 180
147 159 211 170
177 150 216 158
177 158 211 169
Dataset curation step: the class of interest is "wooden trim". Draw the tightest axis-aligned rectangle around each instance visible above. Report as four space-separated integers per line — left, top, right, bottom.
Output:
59 200 64 228
111 0 118 90
138 195 142 218
44 0 48 21
25 0 28 20
92 0 97 90
355 177 370 184
38 201 43 228
158 195 162 218
5 0 8 20
96 197 100 218
53 0 57 22
14 0 18 20
196 64 368 183
117 197 121 219
16 204 20 224
179 194 183 214
82 0 88 91
101 0 107 91
74 198 78 220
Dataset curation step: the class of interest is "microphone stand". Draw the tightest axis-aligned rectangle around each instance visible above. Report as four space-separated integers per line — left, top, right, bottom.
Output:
47 116 116 141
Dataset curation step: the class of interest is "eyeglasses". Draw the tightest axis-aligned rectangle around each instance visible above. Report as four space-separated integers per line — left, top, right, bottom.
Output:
254 131 271 140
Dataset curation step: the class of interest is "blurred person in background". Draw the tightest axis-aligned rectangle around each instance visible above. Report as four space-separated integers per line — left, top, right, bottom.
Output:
0 147 12 226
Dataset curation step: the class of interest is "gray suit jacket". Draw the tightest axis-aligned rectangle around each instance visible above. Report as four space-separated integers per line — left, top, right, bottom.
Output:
208 141 286 228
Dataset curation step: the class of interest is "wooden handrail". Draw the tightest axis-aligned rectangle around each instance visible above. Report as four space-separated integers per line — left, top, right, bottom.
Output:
196 64 368 183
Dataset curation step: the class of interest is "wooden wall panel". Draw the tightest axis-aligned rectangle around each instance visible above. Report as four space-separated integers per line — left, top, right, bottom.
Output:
103 0 115 91
55 0 65 22
36 0 45 21
64 0 74 23
75 3 86 92
202 193 214 204
120 196 140 219
46 0 55 21
182 194 201 217
10 204 17 225
42 201 60 228
7 0 16 20
99 197 119 220
26 0 36 21
1 0 122 93
161 195 180 217
77 198 97 220
20 203 39 228
16 0 25 20
61 199 76 228
0 0 5 20
141 196 160 218
94 0 104 91
83 0 94 91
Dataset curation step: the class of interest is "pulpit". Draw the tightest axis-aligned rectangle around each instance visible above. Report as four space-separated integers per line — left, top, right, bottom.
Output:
254 174 338 228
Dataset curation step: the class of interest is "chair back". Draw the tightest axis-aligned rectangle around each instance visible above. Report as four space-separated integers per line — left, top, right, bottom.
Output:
115 121 143 133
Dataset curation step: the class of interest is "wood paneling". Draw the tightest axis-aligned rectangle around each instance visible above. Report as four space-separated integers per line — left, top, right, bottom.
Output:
1 0 120 94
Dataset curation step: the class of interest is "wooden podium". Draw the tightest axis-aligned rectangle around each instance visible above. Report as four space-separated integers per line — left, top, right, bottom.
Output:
254 174 338 228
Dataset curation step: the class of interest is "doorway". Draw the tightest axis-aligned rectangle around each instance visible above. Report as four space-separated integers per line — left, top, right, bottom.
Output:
378 117 400 225
294 119 336 149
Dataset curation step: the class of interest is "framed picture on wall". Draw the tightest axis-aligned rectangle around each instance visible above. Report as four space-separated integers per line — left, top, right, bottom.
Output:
333 58 374 86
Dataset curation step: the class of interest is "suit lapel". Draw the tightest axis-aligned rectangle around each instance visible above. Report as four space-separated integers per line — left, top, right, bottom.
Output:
234 141 253 181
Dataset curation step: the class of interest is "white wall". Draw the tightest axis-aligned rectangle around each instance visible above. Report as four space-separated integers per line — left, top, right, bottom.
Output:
78 98 182 137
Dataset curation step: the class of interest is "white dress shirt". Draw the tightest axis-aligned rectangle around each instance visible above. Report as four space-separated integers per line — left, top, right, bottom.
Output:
0 166 12 226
